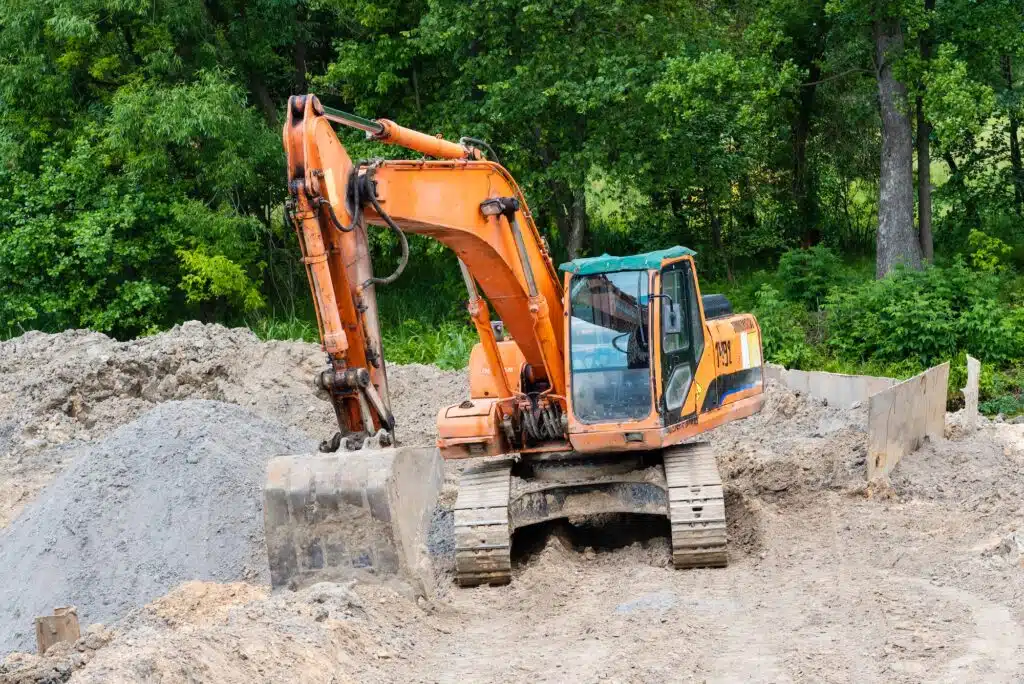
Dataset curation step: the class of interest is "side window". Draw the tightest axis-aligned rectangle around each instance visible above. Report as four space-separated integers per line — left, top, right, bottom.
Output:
660 261 704 422
685 263 705 363
662 270 688 353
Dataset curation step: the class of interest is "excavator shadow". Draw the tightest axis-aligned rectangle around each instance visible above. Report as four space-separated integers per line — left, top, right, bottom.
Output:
511 513 672 567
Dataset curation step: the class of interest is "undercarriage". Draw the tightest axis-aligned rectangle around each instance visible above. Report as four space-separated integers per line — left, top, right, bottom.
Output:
453 442 727 586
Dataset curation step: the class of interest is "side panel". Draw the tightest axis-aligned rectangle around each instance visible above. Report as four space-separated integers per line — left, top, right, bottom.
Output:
700 314 764 414
436 398 506 459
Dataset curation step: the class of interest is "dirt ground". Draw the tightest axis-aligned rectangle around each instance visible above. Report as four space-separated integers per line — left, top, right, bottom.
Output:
2 324 1024 683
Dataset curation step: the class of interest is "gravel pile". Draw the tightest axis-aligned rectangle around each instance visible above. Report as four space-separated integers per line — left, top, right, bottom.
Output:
0 323 467 528
0 400 314 655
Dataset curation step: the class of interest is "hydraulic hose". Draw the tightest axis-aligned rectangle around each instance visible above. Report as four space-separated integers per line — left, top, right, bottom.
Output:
459 136 501 166
318 197 355 233
363 188 409 287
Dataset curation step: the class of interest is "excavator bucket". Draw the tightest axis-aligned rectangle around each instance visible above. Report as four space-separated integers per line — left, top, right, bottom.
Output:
263 446 444 595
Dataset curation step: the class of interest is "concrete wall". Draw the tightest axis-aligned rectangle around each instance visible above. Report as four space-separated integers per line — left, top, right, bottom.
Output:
764 364 896 409
866 362 949 479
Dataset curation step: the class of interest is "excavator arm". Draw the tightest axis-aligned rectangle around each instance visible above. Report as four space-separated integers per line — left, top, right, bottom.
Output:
283 94 565 450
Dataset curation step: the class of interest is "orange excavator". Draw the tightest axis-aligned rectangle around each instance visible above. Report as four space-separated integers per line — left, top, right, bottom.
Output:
264 95 765 590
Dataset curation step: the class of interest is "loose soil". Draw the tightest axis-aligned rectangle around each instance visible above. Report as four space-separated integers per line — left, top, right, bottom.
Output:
2 324 1023 683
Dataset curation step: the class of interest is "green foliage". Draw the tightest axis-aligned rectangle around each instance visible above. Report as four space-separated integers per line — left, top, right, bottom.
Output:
2 0 1024 392
967 230 1013 274
980 394 1024 417
978 362 1024 417
923 45 997 149
776 246 845 309
179 248 266 313
752 285 817 369
826 260 1024 367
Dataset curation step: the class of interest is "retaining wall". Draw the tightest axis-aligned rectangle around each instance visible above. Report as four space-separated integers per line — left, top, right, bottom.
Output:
764 364 896 409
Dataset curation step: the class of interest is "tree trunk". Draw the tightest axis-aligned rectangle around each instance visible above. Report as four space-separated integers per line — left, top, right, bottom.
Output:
873 16 922 278
1011 113 1022 215
943 150 979 223
916 99 933 260
709 207 733 283
250 73 278 127
916 0 935 261
293 34 307 93
1004 55 1023 214
794 63 821 246
792 0 828 246
566 187 587 260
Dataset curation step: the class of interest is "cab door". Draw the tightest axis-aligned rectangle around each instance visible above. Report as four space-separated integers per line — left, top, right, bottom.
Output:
658 258 705 426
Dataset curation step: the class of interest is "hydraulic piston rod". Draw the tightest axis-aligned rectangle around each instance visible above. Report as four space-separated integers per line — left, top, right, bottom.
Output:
321 105 481 161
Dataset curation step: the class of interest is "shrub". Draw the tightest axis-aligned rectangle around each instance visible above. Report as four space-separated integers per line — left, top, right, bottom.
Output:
825 259 1020 367
776 246 844 310
752 285 817 368
967 229 1013 274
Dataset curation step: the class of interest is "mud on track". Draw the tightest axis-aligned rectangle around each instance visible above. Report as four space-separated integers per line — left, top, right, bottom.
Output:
2 323 1024 683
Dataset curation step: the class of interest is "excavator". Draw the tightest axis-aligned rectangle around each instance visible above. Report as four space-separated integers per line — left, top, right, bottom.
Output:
264 94 765 590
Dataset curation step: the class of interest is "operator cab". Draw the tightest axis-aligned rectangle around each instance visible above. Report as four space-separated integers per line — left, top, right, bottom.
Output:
561 246 705 431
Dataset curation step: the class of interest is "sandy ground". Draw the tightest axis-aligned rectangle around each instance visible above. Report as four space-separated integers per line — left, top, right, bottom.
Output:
2 324 1023 683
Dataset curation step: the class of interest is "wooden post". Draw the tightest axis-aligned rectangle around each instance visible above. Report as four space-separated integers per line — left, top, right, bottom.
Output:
962 355 980 433
35 606 80 655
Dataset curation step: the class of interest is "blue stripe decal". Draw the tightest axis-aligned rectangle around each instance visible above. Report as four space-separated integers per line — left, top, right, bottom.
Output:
719 381 758 402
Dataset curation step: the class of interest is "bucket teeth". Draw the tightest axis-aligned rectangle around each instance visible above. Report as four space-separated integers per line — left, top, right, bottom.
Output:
454 460 513 587
663 443 728 569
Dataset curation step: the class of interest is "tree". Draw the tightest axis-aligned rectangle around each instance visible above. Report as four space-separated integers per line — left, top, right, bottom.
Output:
916 0 935 261
873 11 922 277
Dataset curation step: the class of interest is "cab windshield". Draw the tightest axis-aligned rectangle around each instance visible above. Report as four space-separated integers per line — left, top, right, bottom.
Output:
569 271 652 423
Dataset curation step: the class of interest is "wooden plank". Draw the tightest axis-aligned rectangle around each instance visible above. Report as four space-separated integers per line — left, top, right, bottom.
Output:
961 355 980 433
867 362 949 479
35 606 80 655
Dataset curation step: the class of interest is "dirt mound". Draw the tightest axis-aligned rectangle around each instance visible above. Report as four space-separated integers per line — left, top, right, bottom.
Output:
143 582 270 628
0 323 466 527
0 400 314 655
709 381 868 497
62 582 430 684
4 324 1024 681
0 625 112 684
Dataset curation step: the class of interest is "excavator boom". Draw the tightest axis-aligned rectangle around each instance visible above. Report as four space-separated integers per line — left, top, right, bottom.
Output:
281 94 564 449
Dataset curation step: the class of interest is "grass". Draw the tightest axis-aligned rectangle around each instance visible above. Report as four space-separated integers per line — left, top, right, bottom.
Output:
249 314 319 343
249 308 477 370
381 320 477 370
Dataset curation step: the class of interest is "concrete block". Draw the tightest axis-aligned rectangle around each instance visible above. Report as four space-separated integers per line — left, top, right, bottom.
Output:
35 607 80 655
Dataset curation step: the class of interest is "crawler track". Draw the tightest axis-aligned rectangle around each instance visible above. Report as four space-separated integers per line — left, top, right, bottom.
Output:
663 443 728 568
454 460 513 586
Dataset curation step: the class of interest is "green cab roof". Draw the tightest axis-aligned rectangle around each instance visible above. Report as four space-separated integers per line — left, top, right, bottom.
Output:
558 246 696 276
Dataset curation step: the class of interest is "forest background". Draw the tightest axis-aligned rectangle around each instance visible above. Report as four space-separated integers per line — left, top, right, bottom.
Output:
2 0 1023 415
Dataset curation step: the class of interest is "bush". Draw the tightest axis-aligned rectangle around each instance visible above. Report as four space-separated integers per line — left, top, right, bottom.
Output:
825 259 1022 367
967 229 1013 274
776 246 845 310
752 285 817 368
